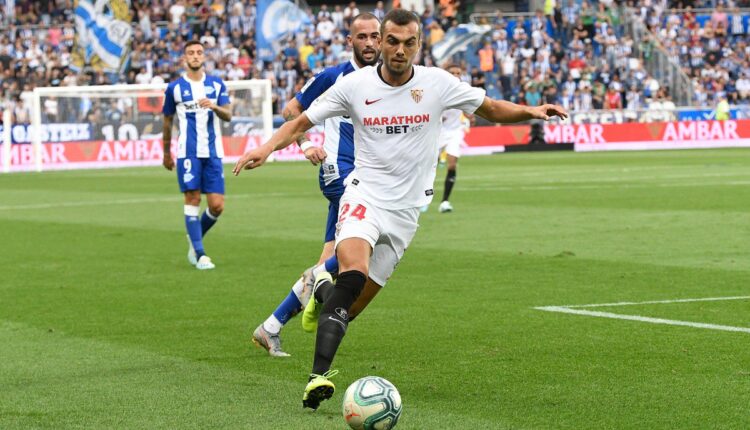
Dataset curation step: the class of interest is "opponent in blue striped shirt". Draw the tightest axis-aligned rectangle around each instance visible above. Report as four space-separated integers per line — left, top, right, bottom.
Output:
251 13 382 356
162 40 232 270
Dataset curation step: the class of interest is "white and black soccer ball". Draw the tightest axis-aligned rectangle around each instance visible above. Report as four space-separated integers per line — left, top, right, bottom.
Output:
342 376 402 430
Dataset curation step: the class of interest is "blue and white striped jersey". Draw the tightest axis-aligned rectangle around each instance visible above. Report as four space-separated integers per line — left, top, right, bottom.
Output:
163 74 230 159
296 60 358 198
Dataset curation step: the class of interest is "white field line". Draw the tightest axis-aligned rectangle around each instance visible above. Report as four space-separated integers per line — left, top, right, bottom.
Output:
461 169 750 182
0 192 304 211
534 296 750 334
460 181 750 192
563 295 750 308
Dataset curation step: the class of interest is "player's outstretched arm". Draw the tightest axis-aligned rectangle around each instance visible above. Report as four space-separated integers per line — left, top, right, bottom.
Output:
474 97 568 124
283 98 326 165
232 113 315 175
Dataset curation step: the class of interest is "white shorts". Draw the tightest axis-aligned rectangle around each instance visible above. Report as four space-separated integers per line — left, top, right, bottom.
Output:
439 130 464 158
335 186 420 286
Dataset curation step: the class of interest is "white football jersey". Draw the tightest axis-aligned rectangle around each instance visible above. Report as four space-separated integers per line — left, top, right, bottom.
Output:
305 65 485 209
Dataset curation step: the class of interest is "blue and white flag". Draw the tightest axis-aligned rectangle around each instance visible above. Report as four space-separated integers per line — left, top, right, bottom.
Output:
72 0 132 73
432 24 491 66
256 0 311 62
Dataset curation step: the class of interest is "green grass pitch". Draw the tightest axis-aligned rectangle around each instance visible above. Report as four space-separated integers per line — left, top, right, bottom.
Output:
1 149 749 429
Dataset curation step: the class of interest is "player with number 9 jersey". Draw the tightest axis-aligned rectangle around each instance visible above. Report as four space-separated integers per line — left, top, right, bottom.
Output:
162 40 232 270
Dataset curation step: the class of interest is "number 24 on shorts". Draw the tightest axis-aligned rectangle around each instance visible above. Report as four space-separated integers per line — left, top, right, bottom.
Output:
339 203 367 222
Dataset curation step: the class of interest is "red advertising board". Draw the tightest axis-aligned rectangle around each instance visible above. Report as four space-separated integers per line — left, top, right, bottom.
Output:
463 125 529 154
463 120 750 151
4 120 749 171
1 131 322 171
545 120 750 151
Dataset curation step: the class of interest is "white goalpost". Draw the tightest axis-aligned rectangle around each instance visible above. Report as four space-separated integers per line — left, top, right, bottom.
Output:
2 108 10 173
2 79 273 172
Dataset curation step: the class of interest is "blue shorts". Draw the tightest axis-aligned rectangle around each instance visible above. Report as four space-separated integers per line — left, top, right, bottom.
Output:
177 157 225 194
324 193 342 243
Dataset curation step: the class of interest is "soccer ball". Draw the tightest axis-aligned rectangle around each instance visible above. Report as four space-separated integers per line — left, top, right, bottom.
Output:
342 376 402 430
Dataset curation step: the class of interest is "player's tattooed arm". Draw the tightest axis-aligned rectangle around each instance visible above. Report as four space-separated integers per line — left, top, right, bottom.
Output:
162 115 175 171
283 97 326 166
283 98 310 146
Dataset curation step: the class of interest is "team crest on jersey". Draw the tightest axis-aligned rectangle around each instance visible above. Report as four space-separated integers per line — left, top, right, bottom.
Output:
205 86 215 95
410 89 423 103
183 89 191 96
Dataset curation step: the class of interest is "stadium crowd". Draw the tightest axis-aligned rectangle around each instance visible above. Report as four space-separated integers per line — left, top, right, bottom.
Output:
1 0 750 122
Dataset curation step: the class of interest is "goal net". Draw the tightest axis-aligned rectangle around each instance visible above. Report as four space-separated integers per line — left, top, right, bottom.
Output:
1 80 272 172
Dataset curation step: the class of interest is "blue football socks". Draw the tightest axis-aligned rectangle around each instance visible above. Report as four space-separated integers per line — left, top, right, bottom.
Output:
272 291 304 326
201 208 218 235
324 255 339 273
184 205 205 258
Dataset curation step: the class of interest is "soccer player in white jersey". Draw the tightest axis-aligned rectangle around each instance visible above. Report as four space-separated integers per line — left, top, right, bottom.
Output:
232 9 567 410
437 63 475 213
162 40 232 270
251 13 382 357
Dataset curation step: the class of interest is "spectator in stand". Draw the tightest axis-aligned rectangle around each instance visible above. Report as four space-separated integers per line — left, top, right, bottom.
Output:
317 4 331 21
500 50 515 99
227 62 245 81
169 0 187 26
711 3 729 32
562 0 580 38
625 84 643 110
579 85 593 111
579 1 595 41
439 0 460 22
428 21 444 49
331 5 345 30
544 85 560 105
343 1 359 31
373 1 385 21
591 80 605 109
715 95 731 120
470 67 486 89
604 84 622 109
736 72 750 100
478 41 495 73
316 15 336 44
525 82 542 106
568 53 586 82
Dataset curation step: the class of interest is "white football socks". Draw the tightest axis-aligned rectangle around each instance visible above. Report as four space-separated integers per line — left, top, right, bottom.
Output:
263 315 282 334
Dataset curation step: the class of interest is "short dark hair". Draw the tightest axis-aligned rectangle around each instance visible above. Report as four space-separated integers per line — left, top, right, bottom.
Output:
351 12 380 26
380 9 421 39
183 40 204 52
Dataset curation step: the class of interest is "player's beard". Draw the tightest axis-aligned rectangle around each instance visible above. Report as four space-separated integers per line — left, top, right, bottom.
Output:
187 61 204 72
383 55 411 77
353 47 379 67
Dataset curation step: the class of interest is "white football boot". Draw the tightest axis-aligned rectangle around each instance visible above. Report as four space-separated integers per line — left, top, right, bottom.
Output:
196 255 215 270
438 201 453 213
252 324 291 357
